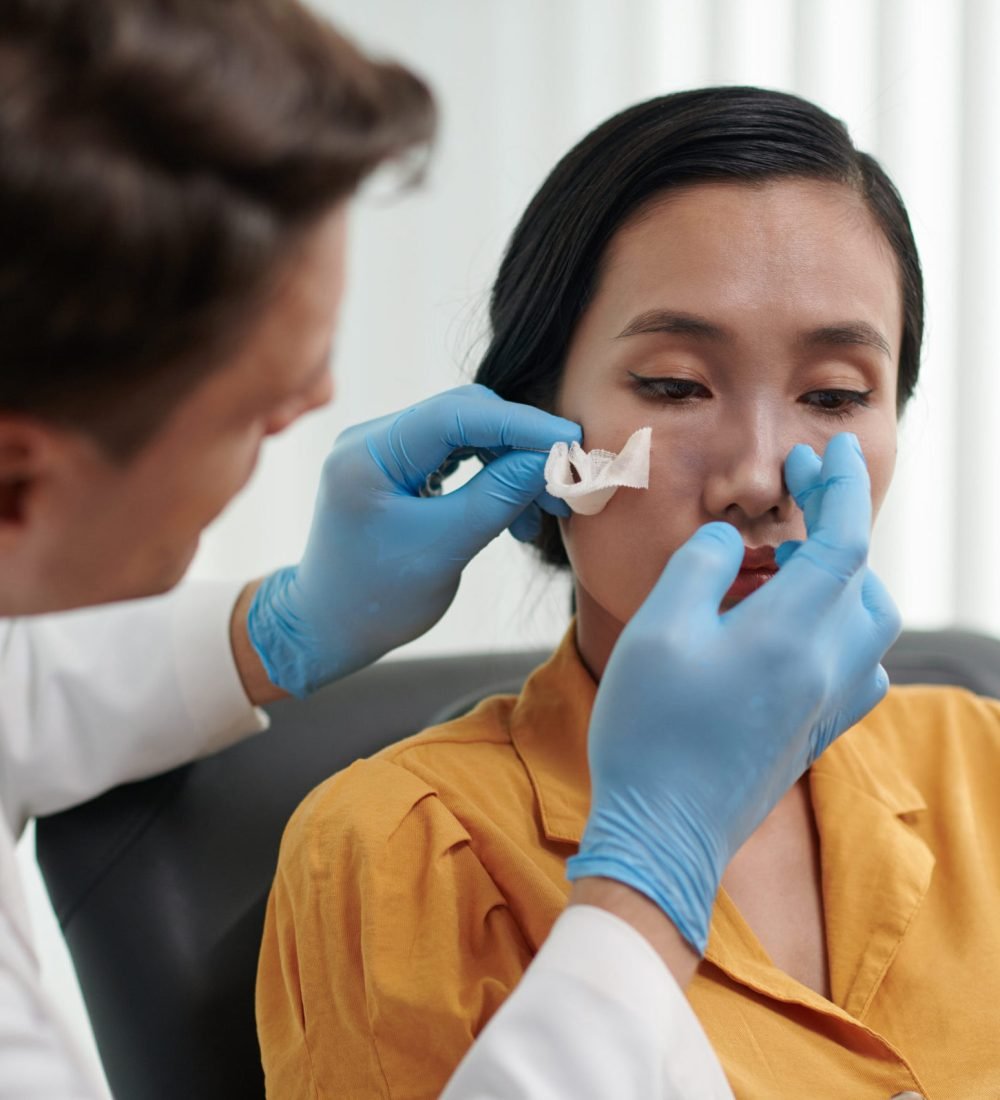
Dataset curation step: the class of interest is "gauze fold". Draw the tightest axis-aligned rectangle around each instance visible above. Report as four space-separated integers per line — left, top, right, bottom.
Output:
544 427 651 515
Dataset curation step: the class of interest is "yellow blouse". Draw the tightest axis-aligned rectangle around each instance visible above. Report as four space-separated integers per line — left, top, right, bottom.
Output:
257 627 1000 1099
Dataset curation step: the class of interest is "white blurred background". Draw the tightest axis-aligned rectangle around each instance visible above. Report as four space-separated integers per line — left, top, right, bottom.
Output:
20 1 1000 1093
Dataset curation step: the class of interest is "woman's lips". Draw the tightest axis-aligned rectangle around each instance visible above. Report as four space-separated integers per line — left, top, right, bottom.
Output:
723 545 778 606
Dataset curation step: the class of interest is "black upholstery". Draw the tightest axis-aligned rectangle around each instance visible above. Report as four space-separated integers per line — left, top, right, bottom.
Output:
35 630 1000 1100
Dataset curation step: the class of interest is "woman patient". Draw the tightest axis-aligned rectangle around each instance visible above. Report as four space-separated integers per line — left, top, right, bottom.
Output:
257 87 1000 1098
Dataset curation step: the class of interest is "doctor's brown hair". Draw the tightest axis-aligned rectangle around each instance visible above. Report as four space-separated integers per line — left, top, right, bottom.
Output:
0 0 434 457
474 86 924 568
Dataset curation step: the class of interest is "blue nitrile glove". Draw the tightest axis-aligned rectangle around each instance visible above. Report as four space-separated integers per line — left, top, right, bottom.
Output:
247 384 580 696
567 432 901 953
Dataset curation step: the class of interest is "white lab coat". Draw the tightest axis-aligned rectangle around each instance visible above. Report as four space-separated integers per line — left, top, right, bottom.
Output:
0 580 267 1100
443 905 735 1099
0 580 734 1099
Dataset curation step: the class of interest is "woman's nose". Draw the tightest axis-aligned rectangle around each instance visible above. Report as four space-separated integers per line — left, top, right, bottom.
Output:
701 417 794 524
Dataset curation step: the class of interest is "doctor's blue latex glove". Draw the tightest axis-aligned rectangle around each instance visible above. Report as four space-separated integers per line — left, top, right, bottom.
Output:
247 385 580 696
567 432 901 954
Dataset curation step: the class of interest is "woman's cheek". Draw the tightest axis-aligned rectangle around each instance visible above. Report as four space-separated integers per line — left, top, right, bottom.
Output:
854 423 897 523
561 508 659 625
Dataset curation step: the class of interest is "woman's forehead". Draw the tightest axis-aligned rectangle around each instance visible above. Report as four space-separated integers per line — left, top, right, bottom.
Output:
596 179 902 350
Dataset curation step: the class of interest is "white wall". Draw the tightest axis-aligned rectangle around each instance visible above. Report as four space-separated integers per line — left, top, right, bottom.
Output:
23 1 1000 1092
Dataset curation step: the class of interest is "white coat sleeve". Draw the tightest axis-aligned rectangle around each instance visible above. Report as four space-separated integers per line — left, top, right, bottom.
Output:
441 905 735 1100
0 829 107 1100
0 579 268 837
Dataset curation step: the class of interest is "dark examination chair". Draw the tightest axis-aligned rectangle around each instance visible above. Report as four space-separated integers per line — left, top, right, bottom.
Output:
35 630 1000 1100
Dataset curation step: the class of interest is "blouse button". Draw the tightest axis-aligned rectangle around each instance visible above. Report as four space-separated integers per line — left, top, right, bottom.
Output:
889 1093 925 1100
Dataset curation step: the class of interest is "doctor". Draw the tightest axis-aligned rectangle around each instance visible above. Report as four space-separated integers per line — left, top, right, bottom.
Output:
0 2 899 1097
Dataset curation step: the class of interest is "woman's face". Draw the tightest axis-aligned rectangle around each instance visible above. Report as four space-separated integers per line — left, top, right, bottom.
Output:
555 180 901 668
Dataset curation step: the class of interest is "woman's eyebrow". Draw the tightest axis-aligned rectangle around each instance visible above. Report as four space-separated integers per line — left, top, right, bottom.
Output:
615 311 892 360
800 322 892 358
616 310 729 341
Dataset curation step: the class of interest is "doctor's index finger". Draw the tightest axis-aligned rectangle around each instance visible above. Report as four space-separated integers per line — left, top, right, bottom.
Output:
784 443 823 528
401 385 581 475
787 434 871 547
776 433 874 609
639 521 745 626
811 432 872 545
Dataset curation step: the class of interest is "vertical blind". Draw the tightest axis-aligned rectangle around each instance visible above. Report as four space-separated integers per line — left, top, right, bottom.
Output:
190 0 1000 652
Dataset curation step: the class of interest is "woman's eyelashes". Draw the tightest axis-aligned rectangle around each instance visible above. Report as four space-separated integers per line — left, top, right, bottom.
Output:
628 371 874 420
799 388 874 419
629 372 709 403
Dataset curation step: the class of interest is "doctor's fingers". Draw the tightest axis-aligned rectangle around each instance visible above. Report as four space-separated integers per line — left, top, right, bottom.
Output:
506 485 573 542
861 566 903 648
771 552 897 673
633 521 744 631
786 571 897 766
380 386 581 484
805 663 892 764
786 433 873 550
772 434 873 617
509 502 542 543
795 433 872 549
440 449 552 559
828 568 901 694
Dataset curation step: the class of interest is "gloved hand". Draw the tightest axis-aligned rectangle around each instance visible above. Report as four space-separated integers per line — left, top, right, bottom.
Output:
247 384 580 696
567 432 901 953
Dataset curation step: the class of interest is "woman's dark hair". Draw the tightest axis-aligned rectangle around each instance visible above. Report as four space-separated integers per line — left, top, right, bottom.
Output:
473 86 923 567
0 0 435 457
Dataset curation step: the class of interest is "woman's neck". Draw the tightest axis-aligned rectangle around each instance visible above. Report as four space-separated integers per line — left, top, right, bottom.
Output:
573 583 625 681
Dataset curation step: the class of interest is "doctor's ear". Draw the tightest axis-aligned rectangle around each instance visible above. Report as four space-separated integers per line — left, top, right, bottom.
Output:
0 416 69 532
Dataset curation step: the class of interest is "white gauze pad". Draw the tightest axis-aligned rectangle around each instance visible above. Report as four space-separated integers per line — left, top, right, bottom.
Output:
544 426 651 515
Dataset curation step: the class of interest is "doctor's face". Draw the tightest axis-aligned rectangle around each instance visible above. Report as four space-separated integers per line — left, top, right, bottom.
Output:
555 180 901 667
13 208 346 613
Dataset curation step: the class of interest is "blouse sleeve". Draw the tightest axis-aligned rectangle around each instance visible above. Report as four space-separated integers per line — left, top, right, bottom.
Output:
256 756 534 1100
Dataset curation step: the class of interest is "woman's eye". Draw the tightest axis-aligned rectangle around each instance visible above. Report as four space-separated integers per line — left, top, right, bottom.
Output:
801 388 874 417
629 372 710 402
